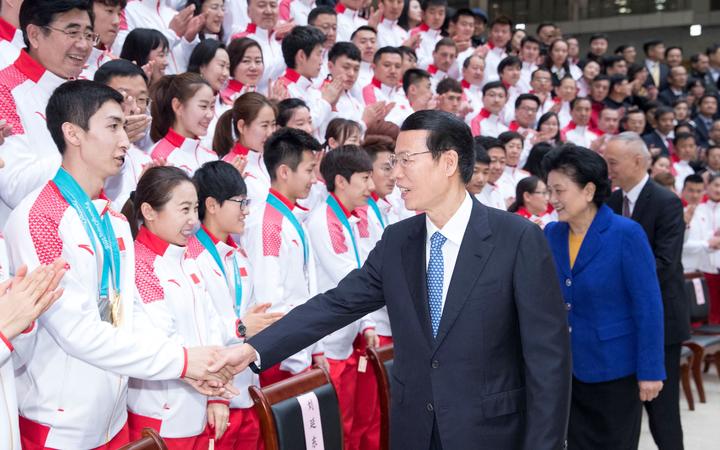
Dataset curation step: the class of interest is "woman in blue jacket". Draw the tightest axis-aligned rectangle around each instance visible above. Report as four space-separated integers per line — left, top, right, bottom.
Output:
542 144 665 449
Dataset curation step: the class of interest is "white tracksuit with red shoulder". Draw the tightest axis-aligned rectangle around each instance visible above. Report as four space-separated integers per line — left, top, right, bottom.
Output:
276 68 332 137
187 227 259 409
150 128 218 176
0 233 21 450
306 194 374 360
239 150 272 218
244 189 322 373
128 226 226 438
0 17 23 68
2 181 187 449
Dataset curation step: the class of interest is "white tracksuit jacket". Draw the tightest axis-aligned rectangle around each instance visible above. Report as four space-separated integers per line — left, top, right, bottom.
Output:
150 128 219 176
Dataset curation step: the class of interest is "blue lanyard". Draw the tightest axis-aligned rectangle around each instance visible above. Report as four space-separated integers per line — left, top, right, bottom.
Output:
367 197 386 229
266 192 308 265
52 168 121 298
196 228 243 317
326 195 361 269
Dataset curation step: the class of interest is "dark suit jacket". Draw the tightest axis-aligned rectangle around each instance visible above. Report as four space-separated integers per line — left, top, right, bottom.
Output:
644 61 670 91
694 114 713 149
658 88 686 107
642 131 670 157
249 198 572 450
608 180 691 345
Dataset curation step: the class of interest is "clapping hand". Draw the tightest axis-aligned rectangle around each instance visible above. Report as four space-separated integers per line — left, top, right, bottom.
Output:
0 119 13 146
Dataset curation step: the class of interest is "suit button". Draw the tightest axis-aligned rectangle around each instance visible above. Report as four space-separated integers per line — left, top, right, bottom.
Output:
431 360 439 369
566 303 572 311
565 278 572 287
426 403 434 412
569 326 572 333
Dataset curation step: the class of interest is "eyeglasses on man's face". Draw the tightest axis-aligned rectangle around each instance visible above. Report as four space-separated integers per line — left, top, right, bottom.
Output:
44 25 100 46
388 151 432 168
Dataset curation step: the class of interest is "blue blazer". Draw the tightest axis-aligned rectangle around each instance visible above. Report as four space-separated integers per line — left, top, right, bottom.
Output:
544 204 666 383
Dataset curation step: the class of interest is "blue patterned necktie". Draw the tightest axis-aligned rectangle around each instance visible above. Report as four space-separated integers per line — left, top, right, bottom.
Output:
427 231 447 337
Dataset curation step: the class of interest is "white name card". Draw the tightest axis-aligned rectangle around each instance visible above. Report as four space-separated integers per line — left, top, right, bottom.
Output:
297 391 325 449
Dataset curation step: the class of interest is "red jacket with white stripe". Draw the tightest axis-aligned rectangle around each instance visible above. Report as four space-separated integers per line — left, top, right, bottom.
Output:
3 182 187 449
410 23 441 67
187 227 259 409
306 194 374 360
150 128 218 176
0 52 65 223
128 227 225 438
468 108 509 137
243 189 322 372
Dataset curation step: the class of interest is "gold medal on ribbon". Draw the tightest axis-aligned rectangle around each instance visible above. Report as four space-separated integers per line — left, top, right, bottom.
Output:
110 290 123 327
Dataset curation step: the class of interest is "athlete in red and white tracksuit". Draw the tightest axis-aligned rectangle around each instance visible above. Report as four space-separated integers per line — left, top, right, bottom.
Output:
0 16 23 68
128 226 227 448
306 193 374 448
150 128 218 176
187 227 261 449
3 180 189 449
243 189 322 385
0 233 21 450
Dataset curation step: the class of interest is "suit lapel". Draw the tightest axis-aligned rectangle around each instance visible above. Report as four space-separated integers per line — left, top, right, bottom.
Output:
550 222 572 280
401 216 433 346
433 200 494 350
571 205 612 276
631 180 653 222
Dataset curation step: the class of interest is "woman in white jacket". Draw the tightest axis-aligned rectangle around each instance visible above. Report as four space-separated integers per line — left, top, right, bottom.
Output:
190 160 283 449
123 166 229 449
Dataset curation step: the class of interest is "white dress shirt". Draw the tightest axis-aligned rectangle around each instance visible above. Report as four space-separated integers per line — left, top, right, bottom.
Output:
622 173 649 216
424 192 473 313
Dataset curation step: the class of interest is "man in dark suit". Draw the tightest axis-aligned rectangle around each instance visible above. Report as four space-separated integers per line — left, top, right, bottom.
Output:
693 94 719 149
657 66 688 107
642 105 676 157
217 111 572 449
605 132 691 450
643 39 670 92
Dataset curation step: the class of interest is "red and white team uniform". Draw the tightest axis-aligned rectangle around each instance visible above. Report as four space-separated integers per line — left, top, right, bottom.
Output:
219 79 257 106
128 226 226 445
0 17 23 68
476 183 506 210
0 52 65 224
501 83 522 125
222 0 250 39
230 23 285 90
673 160 695 193
104 145 152 211
460 79 483 118
0 234 20 450
497 165 530 203
507 121 538 168
423 63 448 92
410 23 442 67
335 3 368 42
385 186 417 222
468 108 508 137
534 91 556 118
187 227 262 449
236 149 272 217
3 177 188 449
376 17 409 48
518 62 537 93
298 179 328 213
451 47 475 80
201 94 233 150
556 100 571 128
115 0 200 74
361 78 411 126
306 194 374 445
279 0 316 26
244 189 322 385
80 46 116 80
150 128 218 176
515 206 556 229
482 42 507 85
684 200 720 323
561 121 599 148
276 68 333 137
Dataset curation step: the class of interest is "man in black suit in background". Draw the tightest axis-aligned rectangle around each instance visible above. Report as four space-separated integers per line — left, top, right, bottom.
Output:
605 132 691 450
216 111 572 449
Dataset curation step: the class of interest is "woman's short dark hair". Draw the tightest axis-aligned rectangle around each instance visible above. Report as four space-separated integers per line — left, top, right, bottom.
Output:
541 144 611 207
522 142 554 177
536 111 562 142
227 37 263 76
276 98 309 127
187 39 226 75
400 110 474 183
120 28 169 68
193 160 247 220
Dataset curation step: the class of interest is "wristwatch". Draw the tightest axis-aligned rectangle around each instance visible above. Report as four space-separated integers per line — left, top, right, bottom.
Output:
236 319 247 339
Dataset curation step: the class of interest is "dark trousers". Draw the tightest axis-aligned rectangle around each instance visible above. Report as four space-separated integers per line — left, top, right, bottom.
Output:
645 343 684 450
568 375 642 450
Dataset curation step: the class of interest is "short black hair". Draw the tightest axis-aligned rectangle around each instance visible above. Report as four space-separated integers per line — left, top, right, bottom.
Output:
603 54 624 69
187 39 226 74
706 43 720 57
673 131 696 146
536 22 556 35
94 0 127 7
542 143 611 207
614 44 632 54
436 78 462 95
401 110 474 183
482 80 506 96
450 8 475 23
328 41 361 63
520 35 541 48
421 0 447 11
683 173 704 188
264 128 321 181
473 142 490 165
498 131 523 146
193 160 247 220
643 39 663 55
307 5 336 25
489 15 512 29
609 74 628 91
373 46 402 64
589 32 608 44
498 55 521 74
320 145 373 192
434 37 456 53
462 54 483 69
397 46 417 61
531 67 551 80
46 79 124 154
592 73 610 84
522 142 553 177
475 136 504 152
350 25 377 41
402 68 430 94
120 28 169 68
570 96 592 110
654 105 674 121
665 46 682 57
20 0 95 47
515 93 540 109
94 58 148 85
281 25 326 69
276 98 309 127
